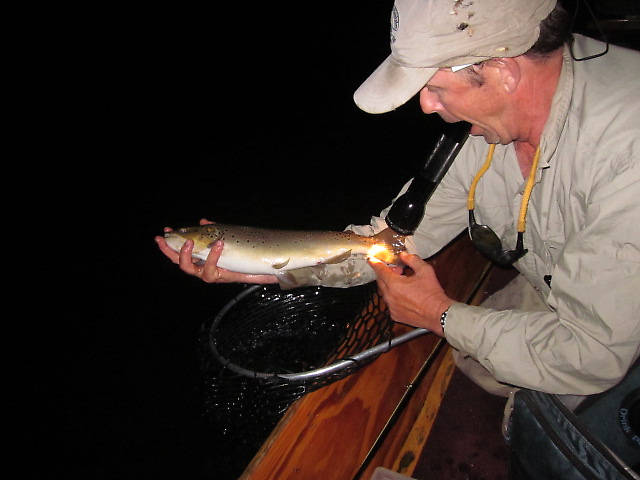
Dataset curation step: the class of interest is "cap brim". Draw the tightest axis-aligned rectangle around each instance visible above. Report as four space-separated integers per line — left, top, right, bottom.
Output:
353 55 438 114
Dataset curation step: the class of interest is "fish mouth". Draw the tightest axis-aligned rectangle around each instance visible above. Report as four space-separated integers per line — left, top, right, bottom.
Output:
164 231 188 252
164 226 201 241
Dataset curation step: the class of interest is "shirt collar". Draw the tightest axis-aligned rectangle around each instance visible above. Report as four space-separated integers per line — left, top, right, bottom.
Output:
538 44 574 168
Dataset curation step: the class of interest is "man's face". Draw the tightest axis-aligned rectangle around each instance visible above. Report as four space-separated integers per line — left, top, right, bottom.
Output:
419 67 512 144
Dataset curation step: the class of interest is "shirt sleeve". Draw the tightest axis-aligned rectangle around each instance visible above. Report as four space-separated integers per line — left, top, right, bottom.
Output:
445 156 640 395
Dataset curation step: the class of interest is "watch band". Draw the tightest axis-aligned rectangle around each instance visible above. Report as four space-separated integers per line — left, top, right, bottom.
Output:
440 308 449 334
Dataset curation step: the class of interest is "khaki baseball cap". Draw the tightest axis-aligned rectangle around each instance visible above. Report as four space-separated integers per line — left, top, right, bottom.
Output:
354 0 556 113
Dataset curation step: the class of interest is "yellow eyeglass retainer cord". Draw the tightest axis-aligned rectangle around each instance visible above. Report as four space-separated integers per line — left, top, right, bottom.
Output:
467 144 541 233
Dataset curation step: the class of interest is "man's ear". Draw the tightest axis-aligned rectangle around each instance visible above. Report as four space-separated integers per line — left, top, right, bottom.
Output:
490 57 521 93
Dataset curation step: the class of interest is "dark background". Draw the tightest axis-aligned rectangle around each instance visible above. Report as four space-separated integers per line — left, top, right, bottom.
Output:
52 3 433 479
47 1 639 479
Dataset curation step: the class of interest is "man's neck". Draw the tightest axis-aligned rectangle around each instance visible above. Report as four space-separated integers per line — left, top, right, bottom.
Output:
512 49 564 176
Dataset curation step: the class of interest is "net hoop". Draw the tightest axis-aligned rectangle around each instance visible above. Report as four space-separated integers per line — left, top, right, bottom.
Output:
208 284 430 383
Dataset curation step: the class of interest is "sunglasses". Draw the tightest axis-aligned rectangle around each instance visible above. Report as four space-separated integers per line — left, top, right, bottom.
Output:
467 144 541 267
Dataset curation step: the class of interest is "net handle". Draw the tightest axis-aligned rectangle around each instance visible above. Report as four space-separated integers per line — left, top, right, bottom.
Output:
209 285 430 382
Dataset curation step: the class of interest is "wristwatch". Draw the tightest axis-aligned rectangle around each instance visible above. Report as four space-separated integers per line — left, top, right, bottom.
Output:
440 307 449 335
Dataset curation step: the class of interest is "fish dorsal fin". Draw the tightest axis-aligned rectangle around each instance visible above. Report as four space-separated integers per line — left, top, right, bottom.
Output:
272 258 290 269
324 249 352 264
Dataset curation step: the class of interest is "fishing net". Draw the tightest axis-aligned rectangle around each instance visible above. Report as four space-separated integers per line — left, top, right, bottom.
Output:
199 282 427 449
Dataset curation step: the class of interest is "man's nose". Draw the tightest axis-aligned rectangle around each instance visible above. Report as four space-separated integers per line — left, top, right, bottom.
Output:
419 87 443 114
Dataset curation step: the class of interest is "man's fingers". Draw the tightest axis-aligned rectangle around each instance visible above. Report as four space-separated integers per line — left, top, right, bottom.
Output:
368 258 390 279
206 240 223 263
178 240 199 274
399 252 427 272
155 236 180 264
202 241 224 280
368 259 402 293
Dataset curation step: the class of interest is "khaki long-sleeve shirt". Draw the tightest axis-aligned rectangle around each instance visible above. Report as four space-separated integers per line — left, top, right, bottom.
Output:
308 35 640 395
439 36 640 395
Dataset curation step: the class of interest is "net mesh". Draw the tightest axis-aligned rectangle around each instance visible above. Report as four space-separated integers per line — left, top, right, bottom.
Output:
199 282 392 440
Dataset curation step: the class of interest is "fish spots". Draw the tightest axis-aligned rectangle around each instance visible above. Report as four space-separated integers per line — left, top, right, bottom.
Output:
200 225 224 242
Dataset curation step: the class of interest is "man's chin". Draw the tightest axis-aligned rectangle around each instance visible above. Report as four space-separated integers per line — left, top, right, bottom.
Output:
470 124 484 136
470 126 500 144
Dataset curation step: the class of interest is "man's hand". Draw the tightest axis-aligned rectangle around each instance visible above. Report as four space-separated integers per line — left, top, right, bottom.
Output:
369 252 453 335
154 218 278 284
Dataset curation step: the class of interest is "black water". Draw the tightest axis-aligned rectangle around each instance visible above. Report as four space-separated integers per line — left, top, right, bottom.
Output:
45 4 450 479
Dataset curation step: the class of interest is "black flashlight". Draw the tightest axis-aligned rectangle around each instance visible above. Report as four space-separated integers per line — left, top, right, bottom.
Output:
385 121 471 235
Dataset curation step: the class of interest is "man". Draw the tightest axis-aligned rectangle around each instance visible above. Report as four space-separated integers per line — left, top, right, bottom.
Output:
157 0 639 400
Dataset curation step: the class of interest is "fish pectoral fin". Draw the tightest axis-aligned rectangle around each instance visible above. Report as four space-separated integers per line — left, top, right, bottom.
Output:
324 250 352 264
271 258 290 269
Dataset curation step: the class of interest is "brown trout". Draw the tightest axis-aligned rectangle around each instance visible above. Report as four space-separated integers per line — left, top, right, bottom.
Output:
164 223 405 275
